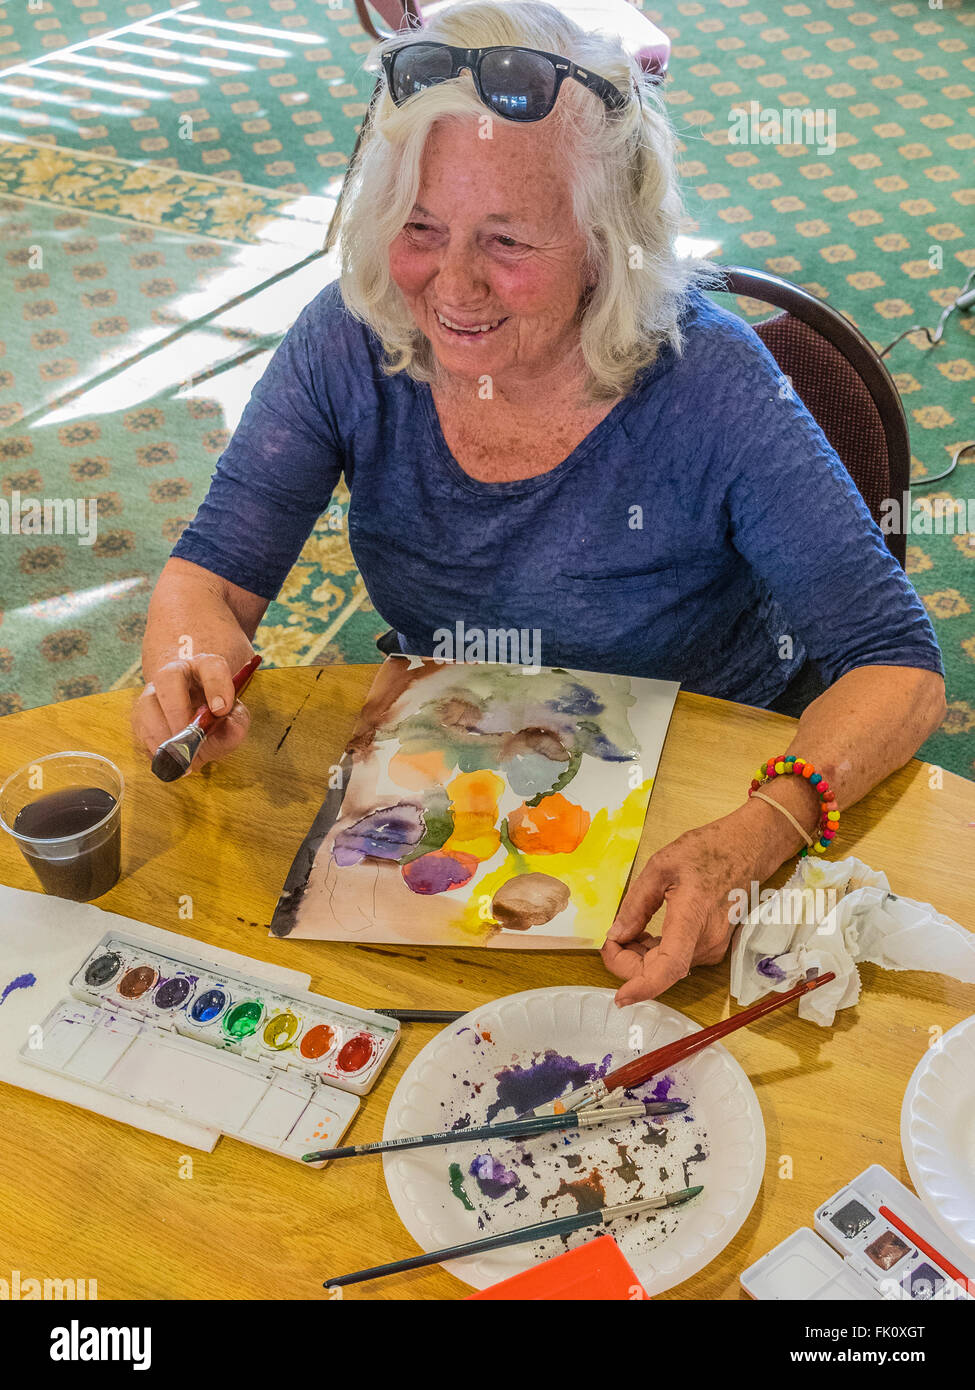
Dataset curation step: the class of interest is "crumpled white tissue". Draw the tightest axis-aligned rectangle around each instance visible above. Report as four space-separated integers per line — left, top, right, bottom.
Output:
730 855 975 1026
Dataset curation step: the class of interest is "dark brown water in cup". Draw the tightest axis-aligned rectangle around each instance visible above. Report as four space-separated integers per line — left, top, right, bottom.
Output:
13 786 120 901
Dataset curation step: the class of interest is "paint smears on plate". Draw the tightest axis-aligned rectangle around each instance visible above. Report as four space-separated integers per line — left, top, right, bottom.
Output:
484 1047 613 1122
440 1040 709 1257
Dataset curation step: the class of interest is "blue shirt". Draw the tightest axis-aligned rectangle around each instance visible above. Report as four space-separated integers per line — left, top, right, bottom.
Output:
172 280 943 707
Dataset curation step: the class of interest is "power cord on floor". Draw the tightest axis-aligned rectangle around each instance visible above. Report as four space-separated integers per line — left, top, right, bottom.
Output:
879 267 975 359
913 441 975 488
877 265 975 490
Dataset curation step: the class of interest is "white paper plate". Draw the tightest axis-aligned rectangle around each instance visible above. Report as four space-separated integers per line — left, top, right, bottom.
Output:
382 986 765 1294
901 1015 975 1254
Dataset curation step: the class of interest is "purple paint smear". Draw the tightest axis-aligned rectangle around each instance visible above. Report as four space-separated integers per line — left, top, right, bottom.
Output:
469 1155 519 1199
0 973 36 1005
332 804 424 866
623 1073 687 1112
485 1049 613 1122
757 955 788 982
401 852 474 894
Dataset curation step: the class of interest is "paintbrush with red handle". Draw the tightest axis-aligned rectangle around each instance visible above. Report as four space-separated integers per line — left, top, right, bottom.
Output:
520 971 837 1119
878 1206 973 1298
151 654 262 782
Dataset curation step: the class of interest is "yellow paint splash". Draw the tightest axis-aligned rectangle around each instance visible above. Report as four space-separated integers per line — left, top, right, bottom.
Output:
456 780 654 945
443 769 505 863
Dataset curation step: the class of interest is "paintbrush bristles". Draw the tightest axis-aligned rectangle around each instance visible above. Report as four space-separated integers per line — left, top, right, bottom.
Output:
150 723 207 782
532 972 840 1121
150 745 189 782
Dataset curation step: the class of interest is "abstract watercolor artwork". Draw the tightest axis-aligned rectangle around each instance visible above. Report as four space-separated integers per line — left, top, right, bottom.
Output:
270 656 678 948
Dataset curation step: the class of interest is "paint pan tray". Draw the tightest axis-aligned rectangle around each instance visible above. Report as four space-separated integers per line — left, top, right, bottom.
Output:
66 931 399 1094
20 931 401 1167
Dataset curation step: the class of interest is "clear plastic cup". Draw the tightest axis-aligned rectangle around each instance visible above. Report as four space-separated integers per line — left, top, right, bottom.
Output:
0 752 124 902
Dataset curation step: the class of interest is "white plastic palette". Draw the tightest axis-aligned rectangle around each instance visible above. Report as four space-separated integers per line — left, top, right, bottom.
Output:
21 931 401 1166
741 1164 975 1301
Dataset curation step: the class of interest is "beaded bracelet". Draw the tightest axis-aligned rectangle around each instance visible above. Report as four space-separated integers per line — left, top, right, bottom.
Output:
748 755 840 858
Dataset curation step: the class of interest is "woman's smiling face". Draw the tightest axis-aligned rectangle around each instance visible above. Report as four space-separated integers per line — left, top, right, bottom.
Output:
388 116 592 387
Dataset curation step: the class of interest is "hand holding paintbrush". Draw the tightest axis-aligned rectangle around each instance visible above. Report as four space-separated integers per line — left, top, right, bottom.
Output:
148 654 262 781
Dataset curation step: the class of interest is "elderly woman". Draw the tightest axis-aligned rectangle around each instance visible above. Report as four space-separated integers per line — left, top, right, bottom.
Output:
134 1 945 1003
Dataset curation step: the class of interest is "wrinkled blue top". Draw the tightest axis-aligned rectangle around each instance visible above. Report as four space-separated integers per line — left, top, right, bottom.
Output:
172 280 942 706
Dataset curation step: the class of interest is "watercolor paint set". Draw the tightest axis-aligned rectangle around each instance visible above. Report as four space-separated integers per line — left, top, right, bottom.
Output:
741 1164 975 1301
20 931 400 1166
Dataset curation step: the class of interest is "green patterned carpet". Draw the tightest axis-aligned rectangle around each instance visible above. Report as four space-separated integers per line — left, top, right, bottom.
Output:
0 0 973 778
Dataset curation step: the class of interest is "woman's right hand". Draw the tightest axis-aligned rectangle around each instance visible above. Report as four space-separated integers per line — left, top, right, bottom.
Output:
132 653 252 769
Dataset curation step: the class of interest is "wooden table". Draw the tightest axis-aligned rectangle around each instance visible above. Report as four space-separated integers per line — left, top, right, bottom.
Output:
1 666 973 1300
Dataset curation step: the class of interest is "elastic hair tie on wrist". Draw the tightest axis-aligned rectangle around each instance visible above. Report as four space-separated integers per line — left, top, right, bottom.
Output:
747 755 840 858
749 790 815 848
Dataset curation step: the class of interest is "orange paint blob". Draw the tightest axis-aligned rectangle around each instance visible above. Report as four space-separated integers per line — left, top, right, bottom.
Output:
507 794 590 855
387 748 453 790
443 769 504 863
300 1024 335 1060
448 770 504 821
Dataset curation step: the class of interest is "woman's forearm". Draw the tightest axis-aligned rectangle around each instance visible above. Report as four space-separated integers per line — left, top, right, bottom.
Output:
141 558 267 681
728 665 947 881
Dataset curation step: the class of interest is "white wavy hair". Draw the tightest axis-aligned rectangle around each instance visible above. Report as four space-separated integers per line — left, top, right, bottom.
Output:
337 0 717 401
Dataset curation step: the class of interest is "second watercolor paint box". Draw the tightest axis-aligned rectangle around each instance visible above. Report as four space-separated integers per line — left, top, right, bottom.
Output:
20 931 401 1167
741 1164 975 1301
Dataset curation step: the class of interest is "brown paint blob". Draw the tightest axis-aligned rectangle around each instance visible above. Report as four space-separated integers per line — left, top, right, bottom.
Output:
540 1168 606 1215
611 1142 644 1189
498 727 570 764
117 965 158 999
865 1230 911 1270
491 873 571 930
435 697 485 732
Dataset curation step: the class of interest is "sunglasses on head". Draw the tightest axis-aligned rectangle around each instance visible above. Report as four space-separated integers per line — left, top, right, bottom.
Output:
381 41 628 123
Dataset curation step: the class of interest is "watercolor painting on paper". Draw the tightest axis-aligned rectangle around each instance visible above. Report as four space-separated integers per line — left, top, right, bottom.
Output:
270 656 678 948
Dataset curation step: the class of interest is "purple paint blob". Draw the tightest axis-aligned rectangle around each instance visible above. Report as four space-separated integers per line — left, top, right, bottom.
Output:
485 1049 612 1123
0 973 36 1006
154 975 192 1010
756 955 788 982
903 1262 945 1299
469 1155 519 1200
625 1073 686 1109
333 804 425 866
401 850 476 895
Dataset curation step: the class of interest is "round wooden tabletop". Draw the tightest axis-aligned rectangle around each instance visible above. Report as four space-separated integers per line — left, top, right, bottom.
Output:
1 666 973 1299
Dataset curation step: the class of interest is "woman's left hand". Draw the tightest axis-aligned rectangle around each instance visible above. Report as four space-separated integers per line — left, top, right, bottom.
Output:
601 817 762 1005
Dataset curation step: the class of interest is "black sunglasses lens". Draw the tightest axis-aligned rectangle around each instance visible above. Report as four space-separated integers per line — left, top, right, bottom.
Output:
478 48 557 120
389 43 455 102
